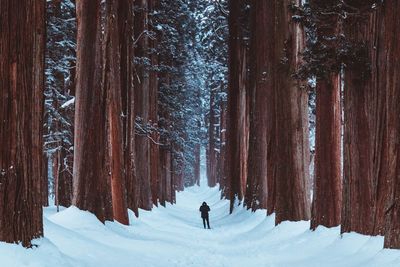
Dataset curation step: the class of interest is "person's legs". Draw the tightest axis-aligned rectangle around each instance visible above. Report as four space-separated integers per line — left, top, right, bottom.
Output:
206 217 210 229
202 217 206 229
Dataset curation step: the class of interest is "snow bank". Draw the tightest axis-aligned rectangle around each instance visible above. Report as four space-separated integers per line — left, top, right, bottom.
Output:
1 182 400 267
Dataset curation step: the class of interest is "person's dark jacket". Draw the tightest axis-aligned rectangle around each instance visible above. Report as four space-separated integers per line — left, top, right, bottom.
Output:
199 203 210 218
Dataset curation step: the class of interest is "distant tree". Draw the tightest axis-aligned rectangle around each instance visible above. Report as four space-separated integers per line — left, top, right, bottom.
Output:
45 0 76 208
0 0 45 247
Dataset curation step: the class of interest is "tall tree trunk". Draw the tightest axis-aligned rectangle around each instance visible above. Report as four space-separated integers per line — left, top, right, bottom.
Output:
104 0 130 225
73 0 113 223
274 0 311 224
0 0 45 247
208 89 217 187
382 0 400 248
311 76 342 229
116 0 138 217
310 0 342 230
134 0 153 211
341 2 389 235
149 0 160 206
245 0 273 211
227 0 249 211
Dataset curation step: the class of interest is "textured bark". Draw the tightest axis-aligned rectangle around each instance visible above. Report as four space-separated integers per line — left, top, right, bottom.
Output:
134 0 153 211
42 153 49 207
0 0 45 247
311 76 342 229
310 0 342 230
382 0 400 249
57 144 73 208
341 3 389 235
149 0 160 206
104 0 130 225
114 0 138 217
227 0 249 211
218 101 227 197
245 0 273 212
274 0 311 224
73 0 113 223
207 89 217 187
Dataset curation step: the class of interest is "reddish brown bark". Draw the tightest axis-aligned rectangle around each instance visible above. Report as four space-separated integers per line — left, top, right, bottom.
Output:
134 0 153 211
311 76 342 229
149 0 160 206
341 3 389 236
111 0 138 217
57 145 73 208
207 89 218 187
73 0 113 223
245 0 273 211
0 0 45 247
382 0 400 249
227 0 249 211
310 1 342 229
103 0 130 225
274 0 311 224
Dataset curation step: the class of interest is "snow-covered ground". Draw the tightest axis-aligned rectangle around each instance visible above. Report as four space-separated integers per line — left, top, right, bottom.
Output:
2 181 400 267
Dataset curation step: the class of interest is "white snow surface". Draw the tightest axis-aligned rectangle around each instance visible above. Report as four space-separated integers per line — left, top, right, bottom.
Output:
1 181 400 267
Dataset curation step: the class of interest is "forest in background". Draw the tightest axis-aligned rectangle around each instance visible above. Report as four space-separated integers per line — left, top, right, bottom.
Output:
1 0 400 252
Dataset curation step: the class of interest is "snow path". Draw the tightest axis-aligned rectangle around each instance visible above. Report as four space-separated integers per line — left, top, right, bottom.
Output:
1 181 400 267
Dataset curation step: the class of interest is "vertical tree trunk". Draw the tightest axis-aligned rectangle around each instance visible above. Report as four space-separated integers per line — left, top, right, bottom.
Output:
341 2 389 235
58 142 72 208
0 0 45 247
194 144 201 186
134 0 153 211
245 0 273 211
104 0 130 225
227 0 249 211
149 0 160 206
116 0 138 217
207 89 217 187
311 76 342 229
274 0 311 224
73 0 113 223
382 0 400 248
310 0 342 230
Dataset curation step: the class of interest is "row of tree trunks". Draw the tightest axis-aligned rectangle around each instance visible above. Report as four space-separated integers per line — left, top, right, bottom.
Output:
226 0 249 212
119 0 138 217
240 0 310 224
341 1 389 236
0 0 45 247
310 0 342 230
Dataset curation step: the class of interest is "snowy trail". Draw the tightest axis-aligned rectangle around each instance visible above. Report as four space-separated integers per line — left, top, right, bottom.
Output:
1 180 400 267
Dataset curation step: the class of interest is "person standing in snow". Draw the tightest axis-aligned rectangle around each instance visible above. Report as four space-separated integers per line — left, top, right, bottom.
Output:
199 202 211 229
